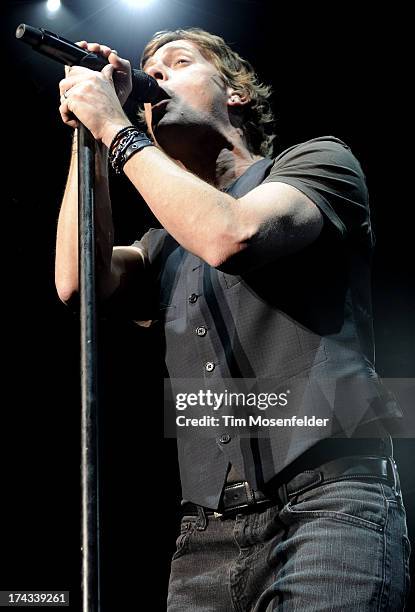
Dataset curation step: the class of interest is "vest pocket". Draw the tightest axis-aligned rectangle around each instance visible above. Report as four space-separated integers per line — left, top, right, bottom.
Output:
159 303 180 323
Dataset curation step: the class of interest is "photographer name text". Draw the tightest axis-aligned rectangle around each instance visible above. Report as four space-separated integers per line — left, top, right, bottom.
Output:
176 415 329 427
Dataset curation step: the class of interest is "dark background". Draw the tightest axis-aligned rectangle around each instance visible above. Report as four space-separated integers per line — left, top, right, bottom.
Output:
1 1 413 610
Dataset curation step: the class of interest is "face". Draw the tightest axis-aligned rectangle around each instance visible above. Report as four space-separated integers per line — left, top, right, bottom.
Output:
142 40 239 146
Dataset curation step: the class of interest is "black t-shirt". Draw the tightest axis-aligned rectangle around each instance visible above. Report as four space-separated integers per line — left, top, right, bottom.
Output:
262 136 372 244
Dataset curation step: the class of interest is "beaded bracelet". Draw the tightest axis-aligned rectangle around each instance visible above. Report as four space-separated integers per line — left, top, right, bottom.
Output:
109 126 154 174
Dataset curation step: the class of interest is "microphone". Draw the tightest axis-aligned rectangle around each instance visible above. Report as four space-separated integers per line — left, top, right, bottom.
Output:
15 23 163 104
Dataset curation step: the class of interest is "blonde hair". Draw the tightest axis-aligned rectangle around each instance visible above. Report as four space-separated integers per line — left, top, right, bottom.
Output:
139 28 275 156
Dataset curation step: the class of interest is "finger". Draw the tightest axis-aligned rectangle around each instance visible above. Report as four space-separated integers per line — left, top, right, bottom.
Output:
98 45 113 58
59 103 79 129
76 41 88 48
101 63 115 82
86 42 102 53
108 52 130 73
59 78 68 96
59 77 78 96
59 88 72 103
59 69 91 95
63 67 79 80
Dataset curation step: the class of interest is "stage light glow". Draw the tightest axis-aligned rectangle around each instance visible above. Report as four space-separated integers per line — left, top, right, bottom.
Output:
124 0 155 8
47 0 61 12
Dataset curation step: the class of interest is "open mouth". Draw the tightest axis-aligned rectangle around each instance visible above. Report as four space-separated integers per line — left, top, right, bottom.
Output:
150 99 170 127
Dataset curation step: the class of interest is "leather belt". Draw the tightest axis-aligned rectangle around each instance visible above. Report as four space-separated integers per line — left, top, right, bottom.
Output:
181 453 400 518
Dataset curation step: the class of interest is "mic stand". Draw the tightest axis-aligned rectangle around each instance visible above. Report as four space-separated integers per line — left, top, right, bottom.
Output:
14 24 160 611
78 124 101 612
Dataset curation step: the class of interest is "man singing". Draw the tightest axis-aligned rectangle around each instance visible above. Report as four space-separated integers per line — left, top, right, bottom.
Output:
55 28 410 611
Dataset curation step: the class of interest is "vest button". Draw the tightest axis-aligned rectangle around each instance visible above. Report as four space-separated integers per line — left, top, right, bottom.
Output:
188 293 198 304
219 434 231 444
196 326 207 337
205 361 215 372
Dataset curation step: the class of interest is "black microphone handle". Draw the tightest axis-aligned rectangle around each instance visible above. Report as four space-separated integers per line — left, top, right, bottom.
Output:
15 23 162 104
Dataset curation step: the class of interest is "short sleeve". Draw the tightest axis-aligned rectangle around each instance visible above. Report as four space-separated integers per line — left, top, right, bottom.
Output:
99 228 168 321
132 227 168 270
262 136 372 244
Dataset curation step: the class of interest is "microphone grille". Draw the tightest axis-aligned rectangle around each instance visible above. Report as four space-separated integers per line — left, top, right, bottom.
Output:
131 69 162 104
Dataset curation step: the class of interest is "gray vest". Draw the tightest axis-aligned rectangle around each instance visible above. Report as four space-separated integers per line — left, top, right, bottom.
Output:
140 157 401 509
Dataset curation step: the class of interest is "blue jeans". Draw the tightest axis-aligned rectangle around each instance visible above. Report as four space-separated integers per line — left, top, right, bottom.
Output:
167 476 411 611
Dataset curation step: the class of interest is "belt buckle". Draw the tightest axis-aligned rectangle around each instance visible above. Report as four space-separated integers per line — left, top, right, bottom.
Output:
217 481 254 517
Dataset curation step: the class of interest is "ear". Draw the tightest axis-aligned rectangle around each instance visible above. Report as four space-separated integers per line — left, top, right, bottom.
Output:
227 87 250 108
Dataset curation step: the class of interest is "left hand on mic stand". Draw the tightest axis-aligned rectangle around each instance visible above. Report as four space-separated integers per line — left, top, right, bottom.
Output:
58 41 132 145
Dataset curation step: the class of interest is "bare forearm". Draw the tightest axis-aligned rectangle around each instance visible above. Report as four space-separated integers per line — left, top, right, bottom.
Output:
55 132 114 302
121 145 252 267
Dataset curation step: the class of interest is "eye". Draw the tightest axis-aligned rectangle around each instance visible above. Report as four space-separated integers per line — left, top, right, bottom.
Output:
174 58 190 66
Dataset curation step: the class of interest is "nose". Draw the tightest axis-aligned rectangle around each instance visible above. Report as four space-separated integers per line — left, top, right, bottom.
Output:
146 62 168 82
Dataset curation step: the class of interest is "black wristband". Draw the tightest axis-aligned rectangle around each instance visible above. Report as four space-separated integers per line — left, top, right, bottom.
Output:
108 125 136 155
109 128 154 174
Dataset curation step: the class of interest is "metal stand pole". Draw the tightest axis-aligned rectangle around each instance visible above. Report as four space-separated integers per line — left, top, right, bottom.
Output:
78 124 100 612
